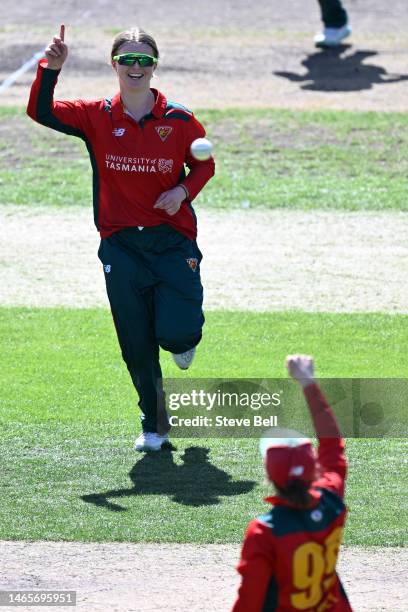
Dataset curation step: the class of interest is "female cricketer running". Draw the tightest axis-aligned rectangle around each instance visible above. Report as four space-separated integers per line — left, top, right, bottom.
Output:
27 25 215 452
232 355 352 611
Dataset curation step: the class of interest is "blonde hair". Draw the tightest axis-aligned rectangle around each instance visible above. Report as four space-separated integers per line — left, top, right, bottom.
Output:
111 27 159 60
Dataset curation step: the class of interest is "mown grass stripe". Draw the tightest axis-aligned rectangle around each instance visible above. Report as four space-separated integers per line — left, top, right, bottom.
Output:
1 107 407 210
1 308 407 545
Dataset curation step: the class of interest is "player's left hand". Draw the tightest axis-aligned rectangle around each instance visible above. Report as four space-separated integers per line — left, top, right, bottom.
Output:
153 186 186 216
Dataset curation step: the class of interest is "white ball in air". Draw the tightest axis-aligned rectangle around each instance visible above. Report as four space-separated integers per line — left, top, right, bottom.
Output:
190 138 213 161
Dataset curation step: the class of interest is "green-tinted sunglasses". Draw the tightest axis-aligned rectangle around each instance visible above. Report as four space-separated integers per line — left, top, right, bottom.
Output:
113 53 158 67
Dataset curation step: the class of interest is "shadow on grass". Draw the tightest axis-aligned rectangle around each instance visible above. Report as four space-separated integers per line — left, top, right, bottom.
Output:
81 446 256 510
274 46 408 92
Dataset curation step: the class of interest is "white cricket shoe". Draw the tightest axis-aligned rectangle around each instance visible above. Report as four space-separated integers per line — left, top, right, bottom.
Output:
134 432 169 452
172 347 196 370
314 24 352 48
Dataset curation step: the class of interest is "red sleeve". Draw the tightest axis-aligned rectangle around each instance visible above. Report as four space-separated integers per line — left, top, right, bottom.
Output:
232 520 275 612
27 60 93 138
181 114 215 201
304 383 347 498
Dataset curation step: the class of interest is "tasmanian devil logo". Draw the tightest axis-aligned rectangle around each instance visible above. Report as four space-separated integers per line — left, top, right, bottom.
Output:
186 258 198 272
158 158 174 174
155 126 173 142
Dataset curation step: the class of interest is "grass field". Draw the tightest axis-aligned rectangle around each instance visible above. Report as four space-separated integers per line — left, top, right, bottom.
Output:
1 4 408 609
1 107 408 210
1 308 407 546
1 103 407 554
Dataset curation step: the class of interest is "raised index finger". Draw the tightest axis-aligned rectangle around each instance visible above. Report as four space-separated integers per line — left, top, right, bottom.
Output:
59 24 65 42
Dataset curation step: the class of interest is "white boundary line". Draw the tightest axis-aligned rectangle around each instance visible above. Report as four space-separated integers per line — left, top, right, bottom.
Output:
0 50 45 93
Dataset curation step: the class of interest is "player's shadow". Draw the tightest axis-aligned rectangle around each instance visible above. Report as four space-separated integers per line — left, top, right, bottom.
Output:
274 46 408 92
81 446 256 510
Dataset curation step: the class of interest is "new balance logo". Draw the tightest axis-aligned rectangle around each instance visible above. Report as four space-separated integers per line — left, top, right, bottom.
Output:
113 128 126 137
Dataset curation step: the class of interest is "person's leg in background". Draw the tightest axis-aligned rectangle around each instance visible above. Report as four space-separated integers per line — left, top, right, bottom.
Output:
98 237 170 452
318 0 348 28
315 0 352 47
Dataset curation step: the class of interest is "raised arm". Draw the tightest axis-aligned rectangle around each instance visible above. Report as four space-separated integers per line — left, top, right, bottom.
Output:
286 355 347 497
44 24 68 71
27 25 92 137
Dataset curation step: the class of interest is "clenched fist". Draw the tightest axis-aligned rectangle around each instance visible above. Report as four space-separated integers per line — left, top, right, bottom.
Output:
286 354 315 388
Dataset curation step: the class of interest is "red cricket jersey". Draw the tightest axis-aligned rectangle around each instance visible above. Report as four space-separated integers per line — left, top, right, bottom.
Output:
27 61 215 240
232 384 352 612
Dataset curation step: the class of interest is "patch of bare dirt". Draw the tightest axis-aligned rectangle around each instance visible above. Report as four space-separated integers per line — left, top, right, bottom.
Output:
1 206 407 313
0 1 407 111
0 541 407 611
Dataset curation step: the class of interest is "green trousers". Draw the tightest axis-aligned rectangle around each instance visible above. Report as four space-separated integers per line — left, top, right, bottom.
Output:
98 225 204 434
318 0 348 28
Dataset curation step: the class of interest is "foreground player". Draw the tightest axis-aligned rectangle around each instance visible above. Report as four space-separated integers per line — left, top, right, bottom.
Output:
232 355 352 611
27 26 214 452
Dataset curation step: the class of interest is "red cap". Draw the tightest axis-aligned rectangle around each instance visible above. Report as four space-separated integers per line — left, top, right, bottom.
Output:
261 432 316 488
